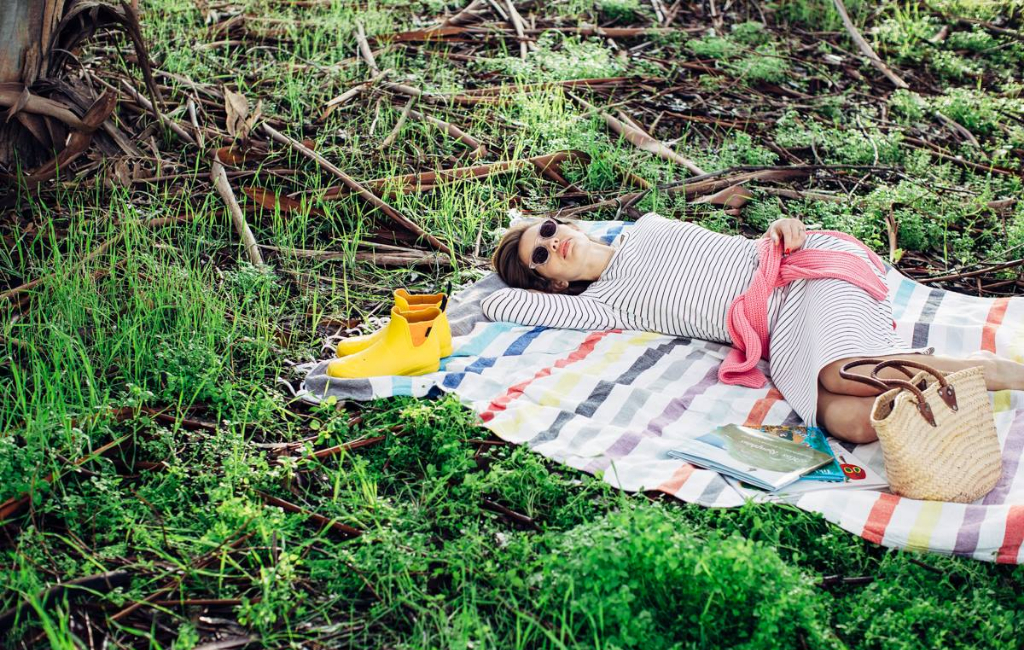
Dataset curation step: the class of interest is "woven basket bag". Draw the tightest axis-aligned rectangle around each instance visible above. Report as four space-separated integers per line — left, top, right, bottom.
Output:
838 359 1003 503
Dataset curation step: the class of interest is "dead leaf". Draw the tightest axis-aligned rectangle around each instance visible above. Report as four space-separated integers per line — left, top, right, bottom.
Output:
215 146 267 165
224 88 249 141
243 185 323 216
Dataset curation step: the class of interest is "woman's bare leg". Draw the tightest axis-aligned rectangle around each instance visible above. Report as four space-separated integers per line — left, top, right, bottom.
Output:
816 388 878 444
818 352 1024 397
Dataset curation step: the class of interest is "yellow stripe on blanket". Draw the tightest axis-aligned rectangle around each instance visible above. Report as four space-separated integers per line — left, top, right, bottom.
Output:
906 501 944 551
537 331 661 408
994 390 1013 414
487 401 547 443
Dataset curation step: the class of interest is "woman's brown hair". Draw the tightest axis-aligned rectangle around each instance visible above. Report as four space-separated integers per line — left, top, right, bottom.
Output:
490 219 595 296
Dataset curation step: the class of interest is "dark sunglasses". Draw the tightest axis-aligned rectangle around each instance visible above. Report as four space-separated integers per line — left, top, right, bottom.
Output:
529 219 560 269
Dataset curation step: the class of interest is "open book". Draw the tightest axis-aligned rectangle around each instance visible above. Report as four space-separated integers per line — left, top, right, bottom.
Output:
667 423 834 492
724 438 889 498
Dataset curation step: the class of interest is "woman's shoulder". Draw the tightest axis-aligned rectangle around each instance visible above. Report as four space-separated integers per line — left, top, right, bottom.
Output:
630 212 703 236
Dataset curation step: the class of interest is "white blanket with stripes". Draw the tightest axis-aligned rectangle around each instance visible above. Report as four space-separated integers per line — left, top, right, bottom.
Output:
301 220 1024 563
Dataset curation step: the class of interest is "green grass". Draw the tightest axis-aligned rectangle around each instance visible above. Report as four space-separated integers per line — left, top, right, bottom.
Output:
3 0 1024 647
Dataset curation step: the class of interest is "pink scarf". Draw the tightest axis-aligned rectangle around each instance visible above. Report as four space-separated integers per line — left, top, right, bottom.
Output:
719 231 889 388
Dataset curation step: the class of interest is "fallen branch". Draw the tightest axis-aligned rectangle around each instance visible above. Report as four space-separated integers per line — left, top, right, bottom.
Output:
569 92 705 175
257 491 363 537
458 76 634 96
408 107 487 157
832 0 908 89
442 0 491 26
320 68 389 120
211 160 265 267
383 25 701 42
381 96 415 148
354 21 380 74
503 0 535 58
481 498 540 530
262 123 452 255
314 151 585 198
553 165 880 217
110 523 256 623
0 83 89 129
380 80 495 106
920 258 1024 284
903 137 1016 176
118 78 197 145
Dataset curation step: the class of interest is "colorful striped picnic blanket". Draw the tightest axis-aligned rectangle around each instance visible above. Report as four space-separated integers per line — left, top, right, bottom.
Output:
300 220 1024 563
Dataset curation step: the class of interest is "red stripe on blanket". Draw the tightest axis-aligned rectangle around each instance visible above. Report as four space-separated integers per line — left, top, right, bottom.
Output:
479 329 620 423
981 297 1010 352
862 493 901 545
743 387 784 427
996 505 1024 564
656 462 696 494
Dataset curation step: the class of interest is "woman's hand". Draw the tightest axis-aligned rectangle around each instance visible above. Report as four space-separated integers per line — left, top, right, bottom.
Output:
764 218 806 254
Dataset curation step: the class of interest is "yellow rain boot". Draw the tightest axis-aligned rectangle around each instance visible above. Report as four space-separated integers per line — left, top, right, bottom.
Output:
327 306 442 378
336 289 453 358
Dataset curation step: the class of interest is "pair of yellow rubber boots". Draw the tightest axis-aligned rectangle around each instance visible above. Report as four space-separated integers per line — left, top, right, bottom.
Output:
326 289 452 378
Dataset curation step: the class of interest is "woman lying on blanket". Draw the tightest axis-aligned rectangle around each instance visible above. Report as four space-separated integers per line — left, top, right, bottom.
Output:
482 213 1024 444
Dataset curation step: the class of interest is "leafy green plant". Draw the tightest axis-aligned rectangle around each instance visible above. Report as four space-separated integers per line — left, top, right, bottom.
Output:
474 33 625 82
527 502 840 650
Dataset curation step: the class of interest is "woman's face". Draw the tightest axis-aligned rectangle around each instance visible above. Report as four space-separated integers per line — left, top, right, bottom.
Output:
516 219 591 287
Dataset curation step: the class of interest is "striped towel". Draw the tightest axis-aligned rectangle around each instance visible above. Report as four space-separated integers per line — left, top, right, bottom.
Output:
300 220 1024 563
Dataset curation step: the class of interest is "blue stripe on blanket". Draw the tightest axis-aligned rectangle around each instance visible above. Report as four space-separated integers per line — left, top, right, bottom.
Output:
392 376 413 396
448 321 518 358
891 277 916 320
442 325 548 389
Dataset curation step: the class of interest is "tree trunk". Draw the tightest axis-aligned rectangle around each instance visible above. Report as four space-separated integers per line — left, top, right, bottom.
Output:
0 0 68 168
0 0 66 84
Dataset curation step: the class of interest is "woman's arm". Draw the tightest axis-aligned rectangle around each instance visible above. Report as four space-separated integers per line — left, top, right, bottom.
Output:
481 288 621 331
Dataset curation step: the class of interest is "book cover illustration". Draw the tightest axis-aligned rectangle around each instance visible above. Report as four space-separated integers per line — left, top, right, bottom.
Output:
758 425 844 482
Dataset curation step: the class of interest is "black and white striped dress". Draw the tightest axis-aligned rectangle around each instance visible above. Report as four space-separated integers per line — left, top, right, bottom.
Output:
481 213 932 427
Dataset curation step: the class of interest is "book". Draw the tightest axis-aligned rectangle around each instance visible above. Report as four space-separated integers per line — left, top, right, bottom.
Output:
723 439 889 498
666 423 836 492
757 425 844 482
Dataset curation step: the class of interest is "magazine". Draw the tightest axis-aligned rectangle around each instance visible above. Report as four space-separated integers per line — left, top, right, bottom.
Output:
724 439 889 498
666 423 835 492
757 425 844 482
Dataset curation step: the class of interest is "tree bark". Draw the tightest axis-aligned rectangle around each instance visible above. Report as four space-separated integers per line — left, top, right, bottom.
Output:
0 0 66 84
0 0 68 168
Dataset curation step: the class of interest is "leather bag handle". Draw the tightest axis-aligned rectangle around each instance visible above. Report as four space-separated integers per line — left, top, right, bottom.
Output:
838 358 954 428
870 359 958 413
838 358 919 393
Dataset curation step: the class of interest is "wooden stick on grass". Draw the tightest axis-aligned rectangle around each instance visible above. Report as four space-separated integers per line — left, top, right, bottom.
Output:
262 123 453 255
408 107 487 158
381 96 415 148
831 0 908 89
211 159 265 267
354 21 380 74
503 0 534 58
569 92 706 175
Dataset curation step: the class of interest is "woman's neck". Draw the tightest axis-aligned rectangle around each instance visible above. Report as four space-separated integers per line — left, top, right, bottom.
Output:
580 243 616 281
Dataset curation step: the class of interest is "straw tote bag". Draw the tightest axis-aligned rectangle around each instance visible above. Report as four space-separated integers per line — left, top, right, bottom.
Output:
838 359 1002 503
